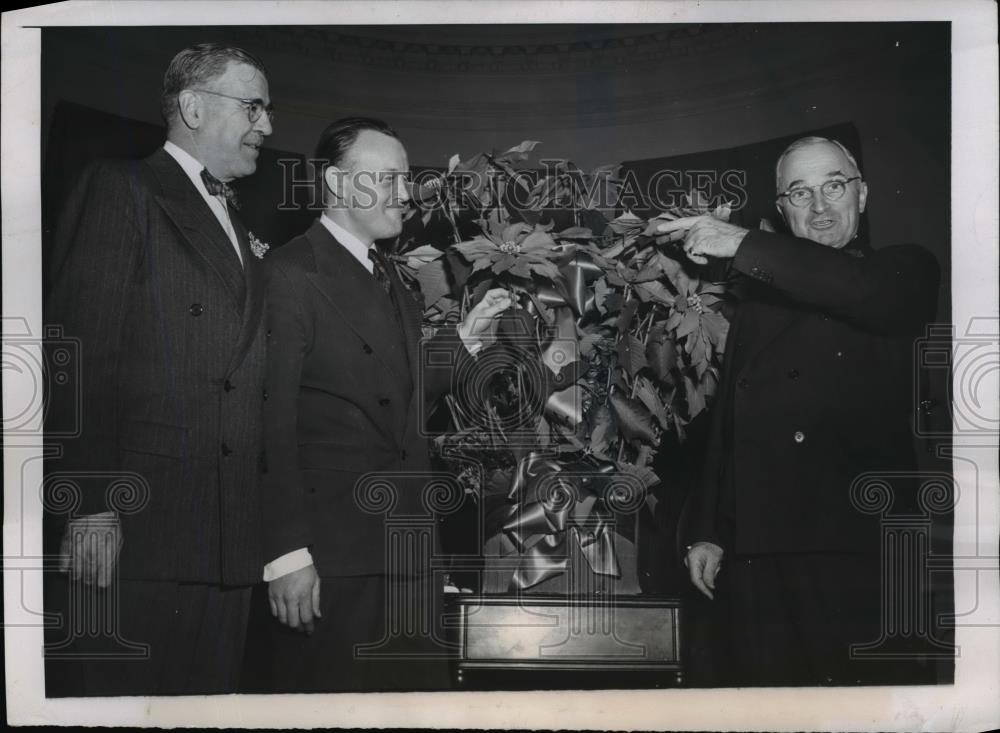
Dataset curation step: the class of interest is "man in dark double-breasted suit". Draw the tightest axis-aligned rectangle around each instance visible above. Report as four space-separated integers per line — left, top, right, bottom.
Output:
261 117 510 691
44 43 274 695
661 137 940 685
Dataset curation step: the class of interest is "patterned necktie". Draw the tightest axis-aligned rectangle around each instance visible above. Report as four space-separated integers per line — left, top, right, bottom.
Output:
201 168 240 210
367 248 393 296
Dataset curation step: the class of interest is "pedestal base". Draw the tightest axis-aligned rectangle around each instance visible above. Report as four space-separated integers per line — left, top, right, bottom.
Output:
449 594 682 687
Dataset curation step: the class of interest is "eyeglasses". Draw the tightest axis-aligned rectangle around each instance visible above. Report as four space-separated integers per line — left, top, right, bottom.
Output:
188 89 275 124
777 176 861 208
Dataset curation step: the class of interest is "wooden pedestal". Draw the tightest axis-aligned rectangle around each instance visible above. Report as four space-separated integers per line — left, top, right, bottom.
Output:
449 594 682 687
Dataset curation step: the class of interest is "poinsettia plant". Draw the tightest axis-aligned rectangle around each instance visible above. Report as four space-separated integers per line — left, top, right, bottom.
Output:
392 141 732 502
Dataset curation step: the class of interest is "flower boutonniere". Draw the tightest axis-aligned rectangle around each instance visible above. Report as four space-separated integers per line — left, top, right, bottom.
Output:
248 232 270 259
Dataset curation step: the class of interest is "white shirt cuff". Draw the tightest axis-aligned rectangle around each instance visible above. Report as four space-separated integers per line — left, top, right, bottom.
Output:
460 333 483 356
263 548 314 581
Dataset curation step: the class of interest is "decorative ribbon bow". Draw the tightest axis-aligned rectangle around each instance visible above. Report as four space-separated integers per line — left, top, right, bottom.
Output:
499 452 624 590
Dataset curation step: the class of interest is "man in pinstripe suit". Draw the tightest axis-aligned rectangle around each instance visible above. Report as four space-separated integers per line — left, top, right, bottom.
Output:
44 42 273 695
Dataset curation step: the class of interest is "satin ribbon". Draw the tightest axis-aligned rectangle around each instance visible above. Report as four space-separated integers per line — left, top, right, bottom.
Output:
500 452 621 590
534 248 606 325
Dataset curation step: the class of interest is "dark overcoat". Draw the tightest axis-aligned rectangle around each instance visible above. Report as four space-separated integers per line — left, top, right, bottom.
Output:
684 230 940 555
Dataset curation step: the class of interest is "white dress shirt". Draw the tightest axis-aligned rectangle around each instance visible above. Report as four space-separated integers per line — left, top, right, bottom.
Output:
163 141 243 267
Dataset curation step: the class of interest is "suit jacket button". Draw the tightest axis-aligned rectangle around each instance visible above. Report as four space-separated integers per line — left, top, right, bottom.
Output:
224 379 234 392
379 397 390 406
363 344 373 354
190 303 204 316
263 388 269 401
737 377 749 389
787 369 800 379
793 431 805 444
221 442 232 456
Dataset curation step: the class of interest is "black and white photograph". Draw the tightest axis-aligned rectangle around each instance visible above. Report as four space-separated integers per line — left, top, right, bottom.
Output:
3 1 998 729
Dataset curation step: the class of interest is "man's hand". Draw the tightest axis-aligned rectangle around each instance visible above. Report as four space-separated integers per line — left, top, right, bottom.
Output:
657 215 749 265
684 541 724 600
58 512 123 588
457 288 513 344
268 563 321 634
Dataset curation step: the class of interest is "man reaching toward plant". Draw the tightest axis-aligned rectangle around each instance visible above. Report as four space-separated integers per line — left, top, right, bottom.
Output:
661 137 939 685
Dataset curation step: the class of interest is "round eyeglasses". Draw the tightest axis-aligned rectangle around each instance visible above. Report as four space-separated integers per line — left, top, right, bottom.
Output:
778 176 861 208
188 88 275 125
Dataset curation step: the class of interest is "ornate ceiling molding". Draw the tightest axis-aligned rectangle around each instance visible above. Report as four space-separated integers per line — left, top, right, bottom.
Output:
238 24 758 74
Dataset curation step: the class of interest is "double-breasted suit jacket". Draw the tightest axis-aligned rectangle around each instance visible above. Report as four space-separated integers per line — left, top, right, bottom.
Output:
46 148 267 586
261 220 465 577
684 230 940 556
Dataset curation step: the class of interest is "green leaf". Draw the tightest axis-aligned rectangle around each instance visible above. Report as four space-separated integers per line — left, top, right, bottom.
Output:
558 226 595 240
501 222 533 244
701 311 729 349
634 280 673 306
501 140 541 159
588 404 616 455
676 309 700 338
635 375 669 428
578 332 601 357
617 334 649 377
615 299 639 332
471 256 495 273
414 259 450 309
454 238 498 259
645 337 676 382
492 253 517 274
527 259 562 281
609 390 659 446
521 231 556 251
508 259 533 279
688 330 707 366
702 368 719 399
404 244 444 267
683 375 706 420
593 277 611 314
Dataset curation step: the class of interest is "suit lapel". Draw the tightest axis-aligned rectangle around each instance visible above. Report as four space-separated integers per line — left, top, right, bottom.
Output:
303 221 411 385
384 253 423 374
147 149 245 313
226 216 265 374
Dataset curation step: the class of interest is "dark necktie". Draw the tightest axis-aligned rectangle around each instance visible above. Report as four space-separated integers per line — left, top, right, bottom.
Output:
367 248 393 296
201 168 240 210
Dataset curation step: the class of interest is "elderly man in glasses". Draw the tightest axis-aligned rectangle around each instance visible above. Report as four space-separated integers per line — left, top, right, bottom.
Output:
45 42 273 695
659 136 940 685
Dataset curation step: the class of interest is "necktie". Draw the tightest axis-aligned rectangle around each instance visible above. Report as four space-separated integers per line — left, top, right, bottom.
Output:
201 169 240 210
367 248 393 296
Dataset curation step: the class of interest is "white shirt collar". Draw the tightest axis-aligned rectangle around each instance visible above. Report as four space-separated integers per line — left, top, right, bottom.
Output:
319 213 374 274
163 141 216 203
